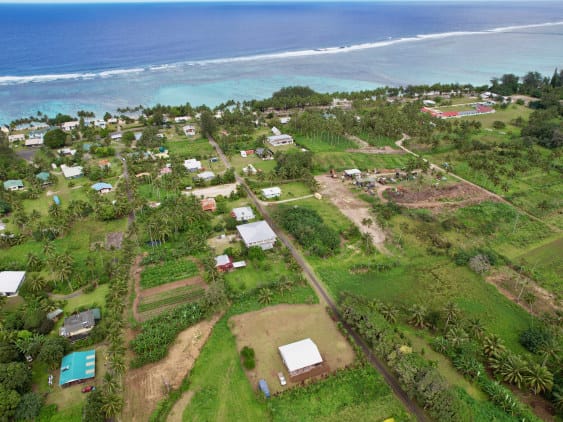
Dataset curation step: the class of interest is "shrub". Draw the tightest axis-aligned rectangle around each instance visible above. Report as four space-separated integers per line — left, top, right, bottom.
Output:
240 346 256 370
519 325 552 353
468 254 491 274
492 121 506 129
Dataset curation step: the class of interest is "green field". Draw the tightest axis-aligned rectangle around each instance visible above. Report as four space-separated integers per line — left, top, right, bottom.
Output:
293 133 357 153
313 152 409 173
137 285 205 313
140 259 199 289
167 138 215 158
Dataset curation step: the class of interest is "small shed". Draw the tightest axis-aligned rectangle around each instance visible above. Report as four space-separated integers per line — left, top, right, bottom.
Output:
215 255 233 272
344 169 361 178
47 308 64 322
91 182 113 194
36 172 51 185
278 338 323 379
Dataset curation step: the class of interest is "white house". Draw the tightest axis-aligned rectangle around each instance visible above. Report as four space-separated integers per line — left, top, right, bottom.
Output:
197 171 215 181
242 164 257 175
175 116 190 123
271 126 282 136
0 125 9 134
0 271 26 297
184 159 202 172
231 206 255 222
267 134 294 147
280 117 291 124
58 148 76 156
183 125 196 137
344 169 361 178
237 220 277 250
110 132 123 140
8 134 25 143
25 137 44 147
261 187 281 199
278 338 324 378
60 164 83 179
91 182 113 194
61 121 80 132
94 120 107 129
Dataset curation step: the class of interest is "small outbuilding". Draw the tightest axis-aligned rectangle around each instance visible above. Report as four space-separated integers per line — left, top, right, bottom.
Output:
59 350 96 387
91 182 113 194
231 206 255 222
36 172 51 185
0 271 26 297
344 169 361 178
197 171 216 182
261 187 281 199
278 338 324 379
215 255 233 272
201 197 217 212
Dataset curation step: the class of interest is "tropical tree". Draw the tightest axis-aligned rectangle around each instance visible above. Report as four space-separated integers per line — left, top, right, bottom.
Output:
466 318 485 340
498 354 527 389
443 301 460 332
407 304 427 329
258 288 273 305
524 363 553 395
483 334 506 358
26 253 43 272
537 338 561 366
22 273 48 295
101 391 124 419
380 304 399 324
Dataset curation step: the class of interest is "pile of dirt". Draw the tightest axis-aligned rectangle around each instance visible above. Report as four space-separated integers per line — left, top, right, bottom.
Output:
385 183 494 208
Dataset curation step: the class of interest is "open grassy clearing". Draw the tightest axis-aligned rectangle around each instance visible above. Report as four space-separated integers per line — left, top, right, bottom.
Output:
356 133 399 148
64 284 108 312
293 133 356 152
166 138 215 158
269 365 413 422
140 259 199 289
229 304 356 394
230 153 277 174
224 256 294 292
312 152 410 173
137 285 205 313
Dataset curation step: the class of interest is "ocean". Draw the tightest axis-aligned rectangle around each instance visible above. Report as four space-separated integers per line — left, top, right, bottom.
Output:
1 1 562 124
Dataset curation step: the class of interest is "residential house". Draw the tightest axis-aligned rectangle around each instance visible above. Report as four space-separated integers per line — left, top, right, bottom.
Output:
59 308 101 341
59 350 96 387
110 132 122 140
58 148 76 156
197 171 215 182
242 164 257 175
25 137 44 147
91 182 113 194
266 134 294 147
278 338 324 379
231 206 255 222
0 271 26 297
237 220 277 250
8 134 25 143
201 197 217 212
184 159 202 172
183 125 196 136
261 187 281 199
255 147 273 159
60 164 83 179
98 159 111 169
36 172 51 185
175 116 190 123
343 169 361 178
3 180 24 191
215 255 233 272
61 121 80 132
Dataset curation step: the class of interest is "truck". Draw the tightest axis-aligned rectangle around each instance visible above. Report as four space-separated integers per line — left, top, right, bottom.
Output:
258 379 270 398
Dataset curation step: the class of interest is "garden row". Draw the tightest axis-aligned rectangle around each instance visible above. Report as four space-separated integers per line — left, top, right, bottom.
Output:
140 259 199 289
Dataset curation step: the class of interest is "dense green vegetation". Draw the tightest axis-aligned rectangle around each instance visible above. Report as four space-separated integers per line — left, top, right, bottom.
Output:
140 259 199 289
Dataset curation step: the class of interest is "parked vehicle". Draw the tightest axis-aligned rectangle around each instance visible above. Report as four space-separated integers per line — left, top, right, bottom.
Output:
81 385 96 393
258 379 270 398
277 372 287 386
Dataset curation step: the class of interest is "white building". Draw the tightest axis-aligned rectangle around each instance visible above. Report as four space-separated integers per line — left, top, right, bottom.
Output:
0 271 26 297
61 121 80 132
25 138 44 147
197 171 215 181
183 125 196 137
278 338 323 378
261 187 281 199
231 206 255 222
237 220 277 250
271 126 282 136
8 134 25 143
58 148 76 156
175 116 190 123
344 169 361 178
280 117 291 124
267 134 294 147
184 159 202 172
60 164 83 179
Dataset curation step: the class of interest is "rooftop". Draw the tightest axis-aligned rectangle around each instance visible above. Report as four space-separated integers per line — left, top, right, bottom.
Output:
0 271 26 295
237 220 277 244
59 350 96 386
278 338 323 373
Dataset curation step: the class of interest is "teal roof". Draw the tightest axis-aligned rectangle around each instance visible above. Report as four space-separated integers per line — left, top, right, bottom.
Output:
59 350 96 386
3 180 23 189
36 172 50 182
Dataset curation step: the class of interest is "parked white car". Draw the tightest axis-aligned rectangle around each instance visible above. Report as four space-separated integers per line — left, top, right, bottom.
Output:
277 372 287 386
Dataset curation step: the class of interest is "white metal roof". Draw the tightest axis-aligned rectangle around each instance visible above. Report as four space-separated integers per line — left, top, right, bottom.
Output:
184 159 202 170
262 187 281 196
344 169 361 176
278 338 323 373
0 271 26 295
267 134 293 142
237 220 277 245
232 206 255 221
60 165 83 179
215 255 231 266
25 138 44 146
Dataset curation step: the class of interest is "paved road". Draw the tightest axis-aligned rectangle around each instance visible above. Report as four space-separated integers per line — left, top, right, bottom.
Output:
208 135 429 421
396 136 560 233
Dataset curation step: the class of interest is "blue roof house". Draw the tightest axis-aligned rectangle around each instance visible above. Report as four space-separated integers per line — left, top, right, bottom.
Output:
91 182 113 194
59 350 96 387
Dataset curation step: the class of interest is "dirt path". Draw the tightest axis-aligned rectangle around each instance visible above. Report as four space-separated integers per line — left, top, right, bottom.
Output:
167 391 194 422
123 314 221 422
315 174 387 253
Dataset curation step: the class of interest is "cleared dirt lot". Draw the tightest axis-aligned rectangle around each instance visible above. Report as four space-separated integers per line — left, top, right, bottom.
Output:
184 183 239 198
315 174 387 251
123 314 220 422
229 304 355 395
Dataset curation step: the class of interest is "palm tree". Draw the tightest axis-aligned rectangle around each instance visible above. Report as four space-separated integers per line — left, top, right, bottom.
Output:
443 301 460 332
26 253 43 272
407 304 427 329
24 273 48 295
446 327 469 349
499 354 527 389
537 338 561 366
258 288 273 305
380 304 399 324
42 241 55 258
483 334 506 358
466 318 485 340
525 363 553 395
101 392 124 419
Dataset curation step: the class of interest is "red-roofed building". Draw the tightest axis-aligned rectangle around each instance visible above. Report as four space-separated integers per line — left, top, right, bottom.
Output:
201 198 217 212
441 111 459 118
476 105 493 113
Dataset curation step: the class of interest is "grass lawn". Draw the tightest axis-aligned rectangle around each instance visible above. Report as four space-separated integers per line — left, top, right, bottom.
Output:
293 133 356 153
167 138 214 158
258 181 312 201
229 304 356 394
224 254 294 292
313 152 409 173
230 154 277 174
269 365 413 422
63 284 109 313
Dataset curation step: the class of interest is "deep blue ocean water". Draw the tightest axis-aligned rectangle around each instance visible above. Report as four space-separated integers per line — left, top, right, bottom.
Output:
1 1 563 123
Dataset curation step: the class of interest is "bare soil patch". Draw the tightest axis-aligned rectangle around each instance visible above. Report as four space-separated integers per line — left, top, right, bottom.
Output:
167 391 194 422
486 268 562 316
346 146 405 155
229 304 355 395
384 182 495 210
123 314 221 422
315 174 387 252
185 183 239 198
105 232 124 249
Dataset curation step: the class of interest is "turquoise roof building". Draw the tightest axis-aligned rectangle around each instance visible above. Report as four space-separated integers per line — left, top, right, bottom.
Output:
3 180 24 191
36 172 50 182
59 350 96 386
